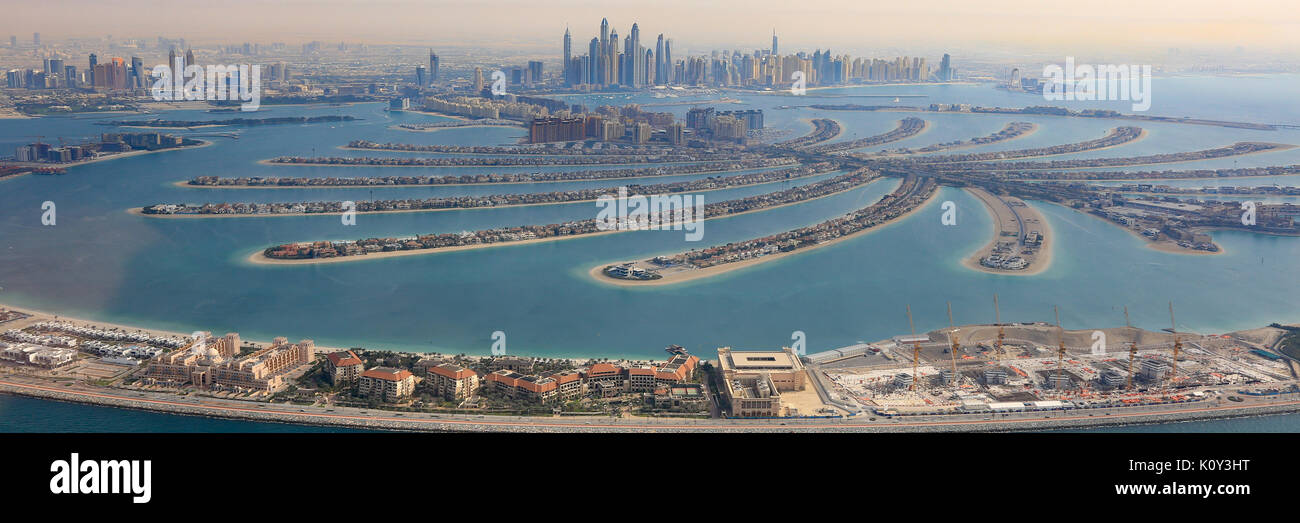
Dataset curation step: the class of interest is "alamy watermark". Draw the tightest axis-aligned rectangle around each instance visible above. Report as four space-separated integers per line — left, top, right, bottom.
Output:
1043 57 1151 112
150 59 262 111
595 187 705 241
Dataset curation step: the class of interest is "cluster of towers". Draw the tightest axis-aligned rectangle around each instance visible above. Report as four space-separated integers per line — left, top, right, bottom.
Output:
562 18 666 88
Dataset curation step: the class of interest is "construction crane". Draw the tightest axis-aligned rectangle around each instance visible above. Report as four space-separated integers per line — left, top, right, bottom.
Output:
1055 306 1067 392
906 305 922 392
946 302 960 386
1169 302 1182 391
1125 306 1138 390
993 294 1006 361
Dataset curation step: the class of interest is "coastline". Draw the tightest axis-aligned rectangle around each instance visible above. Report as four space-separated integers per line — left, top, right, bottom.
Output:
255 158 711 168
170 164 799 189
959 187 1055 276
133 169 831 219
0 139 213 170
933 127 1149 164
244 174 883 266
992 140 1295 172
882 122 1039 158
1074 207 1226 256
588 184 937 287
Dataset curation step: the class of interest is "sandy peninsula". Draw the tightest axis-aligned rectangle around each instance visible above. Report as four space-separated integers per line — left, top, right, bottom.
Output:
0 139 213 171
245 176 887 266
170 163 797 189
588 187 939 287
131 173 821 219
960 187 1055 276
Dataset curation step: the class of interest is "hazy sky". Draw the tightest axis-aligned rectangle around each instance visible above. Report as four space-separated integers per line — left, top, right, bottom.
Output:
3 0 1298 55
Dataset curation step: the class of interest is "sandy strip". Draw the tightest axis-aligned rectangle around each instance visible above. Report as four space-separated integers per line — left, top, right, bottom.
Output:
1073 209 1225 257
130 171 829 219
0 301 354 355
587 185 938 287
244 176 885 266
868 122 1039 159
931 127 1148 164
255 158 711 168
1 139 213 170
959 187 1055 276
988 140 1296 173
169 164 798 189
390 123 522 133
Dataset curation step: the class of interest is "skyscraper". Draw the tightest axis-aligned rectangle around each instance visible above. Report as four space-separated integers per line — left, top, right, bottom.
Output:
588 37 599 85
429 50 439 85
33 32 39 46
87 53 97 87
415 65 426 87
772 29 778 56
655 34 665 85
562 27 571 86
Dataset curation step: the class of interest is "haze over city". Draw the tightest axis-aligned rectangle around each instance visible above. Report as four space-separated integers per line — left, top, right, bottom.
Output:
3 0 1299 58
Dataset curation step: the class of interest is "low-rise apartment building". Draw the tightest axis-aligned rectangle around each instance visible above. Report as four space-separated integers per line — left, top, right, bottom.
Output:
359 367 416 402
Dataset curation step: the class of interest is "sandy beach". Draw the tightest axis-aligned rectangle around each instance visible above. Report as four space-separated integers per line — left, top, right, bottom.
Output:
169 163 798 189
245 175 886 266
255 158 709 168
1075 208 1225 256
132 171 830 219
868 122 1039 159
960 187 1055 276
997 140 1296 173
0 139 213 170
588 186 939 287
0 301 355 355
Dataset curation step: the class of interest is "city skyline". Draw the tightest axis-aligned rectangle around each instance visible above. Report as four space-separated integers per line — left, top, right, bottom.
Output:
3 0 1299 57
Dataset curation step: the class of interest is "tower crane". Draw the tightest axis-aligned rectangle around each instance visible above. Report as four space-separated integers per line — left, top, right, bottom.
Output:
906 305 922 392
993 294 1006 361
1169 302 1182 392
1054 306 1066 393
1125 306 1138 390
946 302 960 386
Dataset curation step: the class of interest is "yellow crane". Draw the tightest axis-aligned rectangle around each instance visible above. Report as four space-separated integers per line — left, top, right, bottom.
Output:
946 302 960 387
1169 302 1182 391
1125 306 1138 390
1055 306 1067 392
993 294 1006 361
906 305 922 392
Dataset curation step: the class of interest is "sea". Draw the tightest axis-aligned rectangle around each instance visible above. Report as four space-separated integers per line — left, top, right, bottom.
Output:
2 74 1299 432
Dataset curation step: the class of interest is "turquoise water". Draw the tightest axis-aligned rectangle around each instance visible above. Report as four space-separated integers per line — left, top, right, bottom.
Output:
1 77 1298 361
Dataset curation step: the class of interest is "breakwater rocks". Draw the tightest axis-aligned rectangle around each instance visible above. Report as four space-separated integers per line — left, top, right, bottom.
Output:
5 381 1299 432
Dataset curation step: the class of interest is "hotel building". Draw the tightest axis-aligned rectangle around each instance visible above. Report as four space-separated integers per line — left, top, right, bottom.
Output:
359 367 416 402
427 362 480 401
325 350 364 386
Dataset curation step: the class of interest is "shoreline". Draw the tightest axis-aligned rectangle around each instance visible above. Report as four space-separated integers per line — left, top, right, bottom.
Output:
982 140 1294 172
929 127 1149 164
244 174 882 266
1074 208 1226 256
129 171 829 219
255 158 714 168
882 122 1040 158
588 183 937 287
170 164 799 189
959 187 1055 276
0 139 213 170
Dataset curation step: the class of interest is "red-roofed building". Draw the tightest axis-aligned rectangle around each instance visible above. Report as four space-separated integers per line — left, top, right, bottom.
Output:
359 366 416 402
325 350 364 385
427 362 480 401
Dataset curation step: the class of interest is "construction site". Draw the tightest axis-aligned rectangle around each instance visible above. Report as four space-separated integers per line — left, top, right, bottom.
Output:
808 300 1300 416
